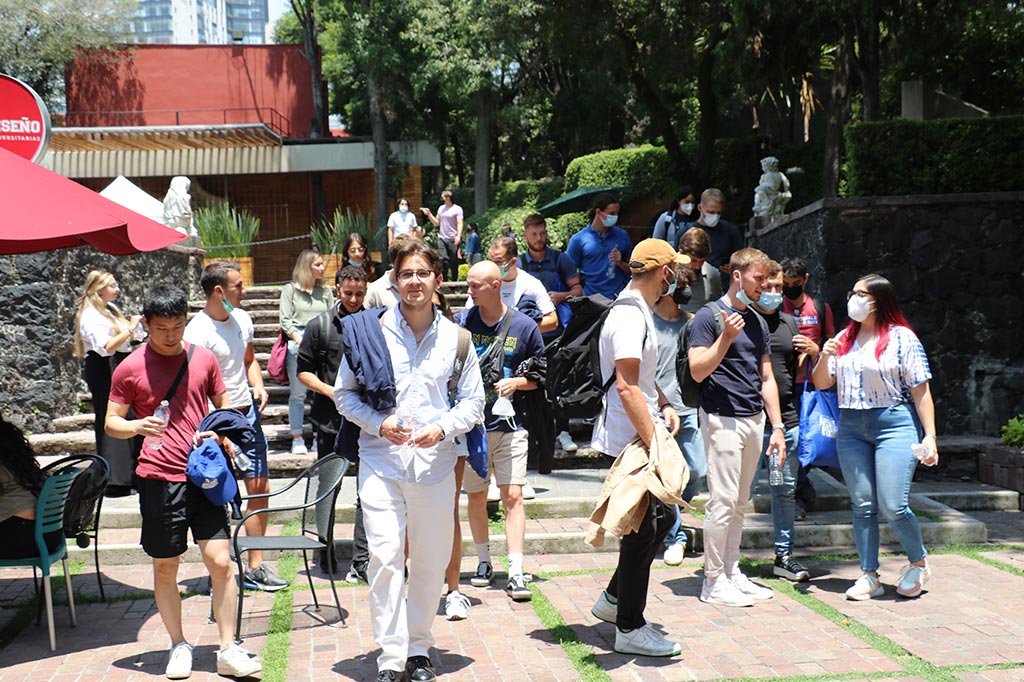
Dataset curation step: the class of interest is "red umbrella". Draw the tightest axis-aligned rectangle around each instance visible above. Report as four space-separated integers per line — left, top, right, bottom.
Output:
0 146 187 255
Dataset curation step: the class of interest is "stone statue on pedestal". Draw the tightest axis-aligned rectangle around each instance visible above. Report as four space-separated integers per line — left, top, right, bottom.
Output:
752 156 792 219
163 176 196 236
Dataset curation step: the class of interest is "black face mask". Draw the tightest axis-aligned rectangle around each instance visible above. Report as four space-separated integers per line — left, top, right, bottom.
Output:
783 284 804 300
672 285 692 306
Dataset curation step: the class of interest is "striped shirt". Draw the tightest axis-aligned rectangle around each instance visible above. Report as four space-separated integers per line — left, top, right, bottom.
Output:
828 326 931 409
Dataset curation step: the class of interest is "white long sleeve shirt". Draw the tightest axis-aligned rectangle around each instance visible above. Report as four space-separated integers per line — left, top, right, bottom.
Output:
334 306 484 483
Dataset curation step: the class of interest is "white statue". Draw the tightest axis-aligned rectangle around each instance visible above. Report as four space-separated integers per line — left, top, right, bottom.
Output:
163 176 196 236
752 156 792 219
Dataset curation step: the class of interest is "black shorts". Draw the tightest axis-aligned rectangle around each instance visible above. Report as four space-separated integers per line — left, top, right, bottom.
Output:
137 478 231 559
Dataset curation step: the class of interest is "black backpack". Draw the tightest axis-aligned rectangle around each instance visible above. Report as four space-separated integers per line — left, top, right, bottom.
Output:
544 295 647 419
62 458 108 545
676 302 725 409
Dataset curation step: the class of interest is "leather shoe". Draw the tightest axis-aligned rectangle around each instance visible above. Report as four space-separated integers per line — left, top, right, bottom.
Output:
405 655 436 681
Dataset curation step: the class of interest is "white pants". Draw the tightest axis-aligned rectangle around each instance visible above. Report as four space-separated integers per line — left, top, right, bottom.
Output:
701 410 765 580
359 469 455 673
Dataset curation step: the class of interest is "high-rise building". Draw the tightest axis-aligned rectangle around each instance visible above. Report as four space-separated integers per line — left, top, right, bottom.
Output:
226 0 270 44
130 0 229 44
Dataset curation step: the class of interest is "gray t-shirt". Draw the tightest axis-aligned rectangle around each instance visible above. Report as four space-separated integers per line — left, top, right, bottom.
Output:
652 312 694 417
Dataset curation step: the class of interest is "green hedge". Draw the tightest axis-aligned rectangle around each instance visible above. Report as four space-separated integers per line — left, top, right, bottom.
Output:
844 115 1024 196
564 144 678 201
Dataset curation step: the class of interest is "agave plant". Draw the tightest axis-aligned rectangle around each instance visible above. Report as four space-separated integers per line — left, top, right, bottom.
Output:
310 207 374 258
194 204 260 259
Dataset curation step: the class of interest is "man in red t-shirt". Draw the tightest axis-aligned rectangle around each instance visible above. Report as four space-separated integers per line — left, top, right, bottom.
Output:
106 285 260 680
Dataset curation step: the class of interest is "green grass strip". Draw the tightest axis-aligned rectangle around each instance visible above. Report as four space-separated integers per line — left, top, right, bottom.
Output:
937 544 1024 577
260 520 302 682
529 583 612 682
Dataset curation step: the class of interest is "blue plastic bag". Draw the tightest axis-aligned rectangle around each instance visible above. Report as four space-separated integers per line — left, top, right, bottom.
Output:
798 378 840 470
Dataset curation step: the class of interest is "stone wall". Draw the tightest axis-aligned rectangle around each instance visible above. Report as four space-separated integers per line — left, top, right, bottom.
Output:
0 241 204 433
748 191 1024 436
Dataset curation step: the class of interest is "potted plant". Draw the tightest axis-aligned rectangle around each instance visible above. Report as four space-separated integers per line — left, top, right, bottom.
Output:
979 414 1024 492
194 204 261 285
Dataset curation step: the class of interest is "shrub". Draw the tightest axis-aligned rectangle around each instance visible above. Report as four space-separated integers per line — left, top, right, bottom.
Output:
1001 414 1024 448
457 263 469 282
194 204 260 258
564 144 677 201
844 115 1024 196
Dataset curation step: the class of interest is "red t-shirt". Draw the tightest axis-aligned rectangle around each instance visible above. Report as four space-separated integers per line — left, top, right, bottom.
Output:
109 342 226 482
782 296 835 381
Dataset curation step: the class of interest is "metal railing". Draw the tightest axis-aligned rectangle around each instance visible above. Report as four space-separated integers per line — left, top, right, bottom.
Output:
61 107 292 138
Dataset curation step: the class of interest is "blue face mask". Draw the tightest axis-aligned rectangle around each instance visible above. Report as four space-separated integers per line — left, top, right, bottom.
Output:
736 287 755 307
348 258 361 266
661 270 678 298
601 213 618 228
759 292 783 312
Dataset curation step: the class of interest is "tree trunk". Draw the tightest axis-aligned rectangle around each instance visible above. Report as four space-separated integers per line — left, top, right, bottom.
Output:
453 132 466 188
854 15 881 121
822 36 851 198
694 24 722 190
367 70 389 230
290 1 324 138
474 90 492 216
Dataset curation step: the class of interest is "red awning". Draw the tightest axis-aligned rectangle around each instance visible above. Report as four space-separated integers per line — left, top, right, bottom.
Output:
0 147 186 255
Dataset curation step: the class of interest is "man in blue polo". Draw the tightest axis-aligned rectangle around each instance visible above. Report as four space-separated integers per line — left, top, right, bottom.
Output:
566 193 633 299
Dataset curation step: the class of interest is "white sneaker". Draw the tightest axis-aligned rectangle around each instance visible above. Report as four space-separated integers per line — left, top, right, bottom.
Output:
590 590 617 624
486 479 501 502
845 573 884 601
521 482 536 500
216 643 262 678
700 574 754 607
290 437 308 455
165 642 193 679
663 543 685 566
556 431 578 452
614 624 681 657
729 572 774 601
445 590 471 620
896 562 931 598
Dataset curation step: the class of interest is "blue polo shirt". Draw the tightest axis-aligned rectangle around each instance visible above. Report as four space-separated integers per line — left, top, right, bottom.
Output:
566 224 633 299
521 247 577 340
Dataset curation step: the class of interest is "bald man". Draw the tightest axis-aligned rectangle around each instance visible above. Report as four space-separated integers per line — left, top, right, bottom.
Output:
459 261 545 604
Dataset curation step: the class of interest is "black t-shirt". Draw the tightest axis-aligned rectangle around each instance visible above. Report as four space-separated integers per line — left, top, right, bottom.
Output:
689 298 770 417
296 305 354 433
696 220 745 288
759 310 799 427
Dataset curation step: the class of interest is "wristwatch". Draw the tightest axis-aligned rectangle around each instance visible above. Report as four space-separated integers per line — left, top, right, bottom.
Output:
772 423 786 432
437 425 447 441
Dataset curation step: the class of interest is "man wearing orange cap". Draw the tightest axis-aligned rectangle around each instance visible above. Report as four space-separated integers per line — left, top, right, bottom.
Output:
589 238 689 658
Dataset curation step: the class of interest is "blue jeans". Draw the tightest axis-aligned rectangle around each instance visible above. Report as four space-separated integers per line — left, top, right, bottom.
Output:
754 425 800 556
286 335 307 436
665 412 707 547
241 403 269 479
837 404 927 574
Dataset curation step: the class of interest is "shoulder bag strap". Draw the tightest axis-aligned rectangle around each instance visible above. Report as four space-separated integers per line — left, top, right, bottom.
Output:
448 327 472 407
162 343 196 403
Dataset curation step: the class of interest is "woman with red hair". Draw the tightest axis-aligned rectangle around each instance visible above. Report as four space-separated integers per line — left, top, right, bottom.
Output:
813 273 937 601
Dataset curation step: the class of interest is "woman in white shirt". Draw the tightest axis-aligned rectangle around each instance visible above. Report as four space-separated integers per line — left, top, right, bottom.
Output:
814 274 937 602
386 198 421 246
73 270 142 495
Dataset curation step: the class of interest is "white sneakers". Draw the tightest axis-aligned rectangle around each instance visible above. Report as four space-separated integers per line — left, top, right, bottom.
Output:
663 543 685 566
614 624 682 657
700 574 753 607
730 572 774 601
444 590 471 620
521 482 537 500
165 642 193 679
590 590 617 623
217 643 262 678
556 431 577 452
845 573 885 601
290 436 308 455
486 479 501 502
896 562 931 598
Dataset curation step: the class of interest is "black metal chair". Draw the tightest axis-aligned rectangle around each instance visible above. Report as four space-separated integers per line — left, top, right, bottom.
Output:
41 454 110 601
231 453 349 643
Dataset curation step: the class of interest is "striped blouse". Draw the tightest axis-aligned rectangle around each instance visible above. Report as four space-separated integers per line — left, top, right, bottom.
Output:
828 326 931 409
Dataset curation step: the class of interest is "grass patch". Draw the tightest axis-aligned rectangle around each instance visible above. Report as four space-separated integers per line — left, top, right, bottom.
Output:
488 504 506 536
937 545 1024 578
261 553 301 682
910 507 945 523
530 584 612 682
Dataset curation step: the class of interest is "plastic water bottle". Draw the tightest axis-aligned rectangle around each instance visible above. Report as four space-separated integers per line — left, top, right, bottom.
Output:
768 447 784 486
395 403 421 467
233 448 253 472
605 259 617 279
148 400 170 450
911 442 932 465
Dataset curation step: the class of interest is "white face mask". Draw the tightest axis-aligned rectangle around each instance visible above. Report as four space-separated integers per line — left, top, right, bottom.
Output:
703 213 721 228
680 202 694 215
399 205 409 214
492 395 516 417
847 296 874 322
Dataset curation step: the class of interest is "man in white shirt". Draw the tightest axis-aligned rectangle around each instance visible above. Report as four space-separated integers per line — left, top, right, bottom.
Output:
183 261 287 593
364 235 412 311
589 239 688 658
466 236 558 335
334 240 484 682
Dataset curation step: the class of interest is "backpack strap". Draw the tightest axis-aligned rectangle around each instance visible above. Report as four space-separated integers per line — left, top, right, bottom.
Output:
448 327 473 407
595 297 650 394
314 309 333 379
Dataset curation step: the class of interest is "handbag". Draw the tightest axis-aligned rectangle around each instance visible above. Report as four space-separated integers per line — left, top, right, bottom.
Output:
268 330 289 384
797 374 841 469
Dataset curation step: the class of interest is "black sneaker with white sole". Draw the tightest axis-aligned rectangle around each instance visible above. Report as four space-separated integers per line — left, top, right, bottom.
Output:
773 554 810 582
470 561 493 587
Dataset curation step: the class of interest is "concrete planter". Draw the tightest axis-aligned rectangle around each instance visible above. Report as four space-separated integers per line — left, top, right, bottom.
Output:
978 444 1024 492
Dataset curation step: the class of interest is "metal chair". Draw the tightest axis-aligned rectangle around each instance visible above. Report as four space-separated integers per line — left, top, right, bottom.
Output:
232 453 349 643
41 455 109 601
0 466 83 650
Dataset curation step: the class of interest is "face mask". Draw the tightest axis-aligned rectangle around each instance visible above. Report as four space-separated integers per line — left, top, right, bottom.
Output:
399 205 409 214
492 395 516 417
759 292 783 312
847 296 874 322
348 258 361 266
783 284 803 300
661 270 678 298
736 288 755 307
219 289 234 314
601 212 618 227
672 285 692 306
497 264 508 278
703 213 721 228
680 202 694 215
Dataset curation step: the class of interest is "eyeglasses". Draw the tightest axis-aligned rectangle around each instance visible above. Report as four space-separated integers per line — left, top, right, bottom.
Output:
847 289 871 300
397 269 434 283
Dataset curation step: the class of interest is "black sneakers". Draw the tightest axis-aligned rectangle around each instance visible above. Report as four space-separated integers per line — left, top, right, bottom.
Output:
773 554 810 582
